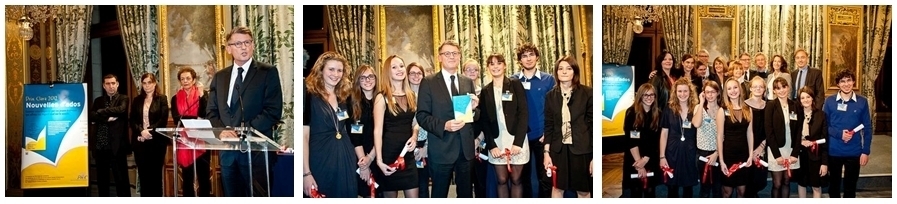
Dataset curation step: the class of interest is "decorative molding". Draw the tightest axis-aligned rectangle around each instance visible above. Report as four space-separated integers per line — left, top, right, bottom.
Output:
695 5 736 19
823 5 864 90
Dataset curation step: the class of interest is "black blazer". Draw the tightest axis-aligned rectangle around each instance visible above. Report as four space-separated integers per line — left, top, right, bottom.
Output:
130 94 170 149
170 90 209 121
790 67 825 109
764 98 801 159
416 71 480 165
796 110 828 164
89 93 131 154
544 85 593 155
477 77 528 150
207 60 283 138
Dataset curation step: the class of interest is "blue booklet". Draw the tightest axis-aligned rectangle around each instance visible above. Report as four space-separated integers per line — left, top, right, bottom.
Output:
452 94 474 123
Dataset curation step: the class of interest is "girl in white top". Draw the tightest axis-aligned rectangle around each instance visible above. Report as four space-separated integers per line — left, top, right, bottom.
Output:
692 80 723 197
479 54 530 198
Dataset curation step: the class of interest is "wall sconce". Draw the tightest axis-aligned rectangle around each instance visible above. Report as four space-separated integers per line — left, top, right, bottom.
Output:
18 16 34 41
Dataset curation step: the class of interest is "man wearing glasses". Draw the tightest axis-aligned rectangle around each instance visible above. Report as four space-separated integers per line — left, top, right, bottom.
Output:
207 26 283 196
510 42 555 198
416 40 481 198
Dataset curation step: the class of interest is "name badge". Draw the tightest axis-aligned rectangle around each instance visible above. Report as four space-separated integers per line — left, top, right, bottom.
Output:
724 110 731 116
502 91 513 101
522 82 531 90
416 160 425 168
336 109 349 121
682 121 692 128
789 111 798 121
630 130 640 139
703 117 712 123
480 140 487 149
837 103 848 111
351 121 363 134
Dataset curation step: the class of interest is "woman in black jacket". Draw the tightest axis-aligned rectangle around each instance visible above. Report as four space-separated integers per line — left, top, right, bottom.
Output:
478 53 529 198
131 73 170 197
764 77 801 198
795 86 829 198
543 55 593 198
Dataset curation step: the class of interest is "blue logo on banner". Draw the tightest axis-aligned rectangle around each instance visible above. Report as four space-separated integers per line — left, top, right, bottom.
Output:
601 64 634 120
23 84 86 163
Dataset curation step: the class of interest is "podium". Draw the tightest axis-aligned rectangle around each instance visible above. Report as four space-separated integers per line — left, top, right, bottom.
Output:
155 127 282 197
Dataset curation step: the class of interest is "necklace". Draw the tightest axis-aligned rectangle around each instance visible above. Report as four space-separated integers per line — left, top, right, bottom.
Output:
327 96 343 140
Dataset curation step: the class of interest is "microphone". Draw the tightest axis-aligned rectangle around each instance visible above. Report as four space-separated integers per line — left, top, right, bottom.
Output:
236 86 249 152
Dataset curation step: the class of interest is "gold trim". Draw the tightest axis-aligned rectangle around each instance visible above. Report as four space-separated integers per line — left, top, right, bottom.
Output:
432 6 440 64
159 5 167 93
823 5 863 90
578 5 591 86
377 5 386 70
694 5 738 60
377 5 441 72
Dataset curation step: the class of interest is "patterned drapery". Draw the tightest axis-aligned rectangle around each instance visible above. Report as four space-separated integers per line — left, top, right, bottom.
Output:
659 5 693 68
861 5 892 130
736 6 825 71
232 5 295 147
326 5 377 72
601 5 634 64
55 5 93 83
117 5 160 86
444 5 576 86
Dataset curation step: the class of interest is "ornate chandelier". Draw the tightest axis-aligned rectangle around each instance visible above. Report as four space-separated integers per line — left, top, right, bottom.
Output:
628 5 660 34
17 5 58 41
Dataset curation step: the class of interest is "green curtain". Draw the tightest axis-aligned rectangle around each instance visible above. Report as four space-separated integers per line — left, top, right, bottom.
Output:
232 5 295 146
55 5 93 83
601 5 634 64
117 5 160 87
326 5 377 72
861 5 892 131
659 5 693 68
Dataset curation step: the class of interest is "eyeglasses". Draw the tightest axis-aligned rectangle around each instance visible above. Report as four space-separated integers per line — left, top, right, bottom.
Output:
360 75 376 81
440 51 460 57
409 72 423 76
227 40 253 48
643 93 655 97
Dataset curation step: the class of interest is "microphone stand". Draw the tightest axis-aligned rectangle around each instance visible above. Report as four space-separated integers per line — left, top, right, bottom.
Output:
236 88 256 196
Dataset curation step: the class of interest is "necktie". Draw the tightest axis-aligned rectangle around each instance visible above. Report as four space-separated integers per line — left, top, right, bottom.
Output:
794 69 804 99
450 75 459 96
231 67 244 108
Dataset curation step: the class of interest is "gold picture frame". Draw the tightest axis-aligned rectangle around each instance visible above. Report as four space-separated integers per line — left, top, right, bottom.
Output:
159 5 227 98
694 5 738 62
824 5 863 90
376 5 442 72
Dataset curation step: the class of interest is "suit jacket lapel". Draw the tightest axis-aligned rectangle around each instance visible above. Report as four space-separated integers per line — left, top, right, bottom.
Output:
435 73 451 98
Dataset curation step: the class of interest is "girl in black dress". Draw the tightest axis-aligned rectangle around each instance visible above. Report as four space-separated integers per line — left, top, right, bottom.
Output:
303 51 358 198
716 77 755 198
374 55 419 198
348 65 382 198
744 76 769 198
659 78 699 198
623 83 662 197
795 87 829 198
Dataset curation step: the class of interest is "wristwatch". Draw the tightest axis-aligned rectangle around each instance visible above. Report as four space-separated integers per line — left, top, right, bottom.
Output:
543 149 550 153
303 172 312 177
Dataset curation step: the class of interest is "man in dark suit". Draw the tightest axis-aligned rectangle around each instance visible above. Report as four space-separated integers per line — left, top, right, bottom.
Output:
416 40 480 198
89 74 131 197
790 49 825 109
207 26 283 197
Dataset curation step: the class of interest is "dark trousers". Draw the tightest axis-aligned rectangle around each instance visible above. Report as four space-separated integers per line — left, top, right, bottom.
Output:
696 150 722 198
418 163 430 198
828 156 861 198
521 139 551 198
472 156 488 197
94 149 131 197
221 152 275 197
180 151 212 197
430 151 472 198
134 145 166 197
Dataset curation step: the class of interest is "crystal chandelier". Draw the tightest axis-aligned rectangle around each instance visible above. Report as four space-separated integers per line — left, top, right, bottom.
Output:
17 5 58 41
628 5 660 34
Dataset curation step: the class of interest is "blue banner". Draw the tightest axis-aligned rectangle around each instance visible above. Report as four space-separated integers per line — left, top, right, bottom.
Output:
21 83 89 188
601 64 635 137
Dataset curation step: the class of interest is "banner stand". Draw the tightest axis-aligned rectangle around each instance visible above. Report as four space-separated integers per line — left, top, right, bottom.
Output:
23 187 89 197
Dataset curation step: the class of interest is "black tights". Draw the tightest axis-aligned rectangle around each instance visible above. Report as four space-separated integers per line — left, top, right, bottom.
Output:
722 185 746 198
495 165 524 198
629 186 656 198
771 171 791 198
667 185 694 198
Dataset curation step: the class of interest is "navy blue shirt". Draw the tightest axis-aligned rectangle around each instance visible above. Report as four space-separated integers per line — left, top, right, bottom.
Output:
823 92 873 157
512 70 555 141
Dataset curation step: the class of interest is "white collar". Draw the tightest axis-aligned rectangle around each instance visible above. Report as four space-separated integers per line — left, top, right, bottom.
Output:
440 68 458 79
232 58 254 70
836 91 857 102
517 70 543 80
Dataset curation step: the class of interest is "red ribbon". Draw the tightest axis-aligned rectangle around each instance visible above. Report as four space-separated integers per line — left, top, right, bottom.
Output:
504 148 512 173
641 174 649 189
389 155 406 170
309 187 325 198
753 156 763 168
422 158 427 167
661 166 674 183
548 165 558 188
810 141 819 156
725 162 742 177
702 162 713 184
784 161 792 178
368 174 376 198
